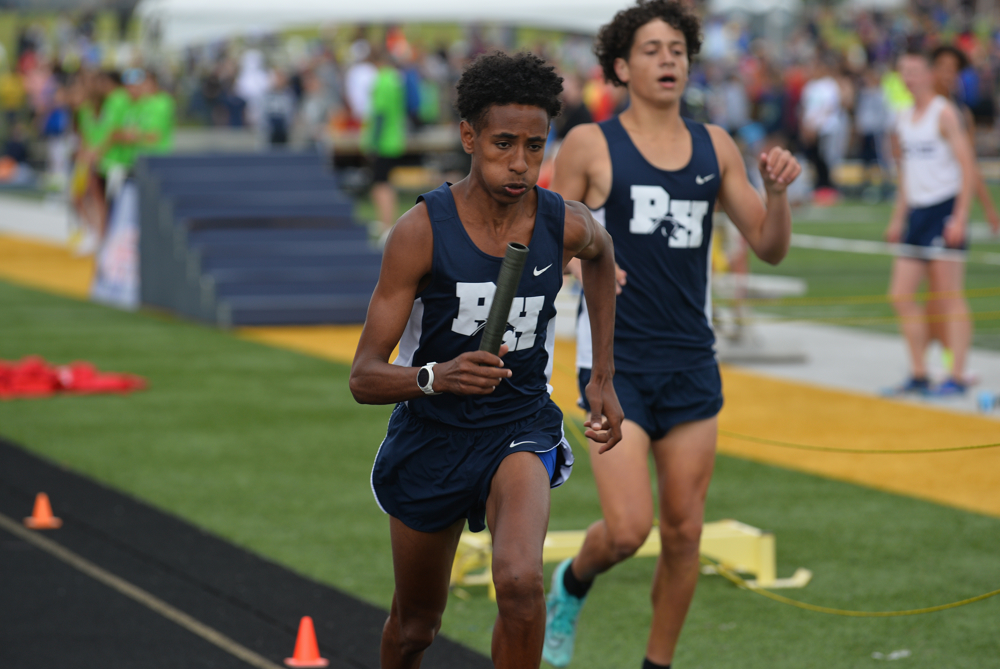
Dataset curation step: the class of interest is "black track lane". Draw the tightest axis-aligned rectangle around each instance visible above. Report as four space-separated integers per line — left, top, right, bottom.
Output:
0 438 492 669
2 527 257 668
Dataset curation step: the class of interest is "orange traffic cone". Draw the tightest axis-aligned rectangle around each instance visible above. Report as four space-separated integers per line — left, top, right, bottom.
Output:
284 616 328 668
23 492 62 529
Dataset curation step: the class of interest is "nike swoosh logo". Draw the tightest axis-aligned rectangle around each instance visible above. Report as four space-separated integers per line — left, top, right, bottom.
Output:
695 174 715 185
510 440 537 449
533 264 552 276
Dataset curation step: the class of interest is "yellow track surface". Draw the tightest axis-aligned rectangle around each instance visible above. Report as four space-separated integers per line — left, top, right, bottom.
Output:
0 235 93 299
4 233 998 518
240 325 1000 517
716 368 1000 517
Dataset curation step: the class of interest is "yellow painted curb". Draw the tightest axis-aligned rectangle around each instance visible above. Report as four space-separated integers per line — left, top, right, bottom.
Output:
0 234 93 299
239 325 1000 518
717 367 1000 517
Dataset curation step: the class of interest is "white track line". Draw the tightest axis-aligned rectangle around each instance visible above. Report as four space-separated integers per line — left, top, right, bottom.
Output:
790 233 1000 265
0 512 284 669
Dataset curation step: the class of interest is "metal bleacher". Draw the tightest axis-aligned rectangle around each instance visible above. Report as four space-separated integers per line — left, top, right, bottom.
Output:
136 153 381 327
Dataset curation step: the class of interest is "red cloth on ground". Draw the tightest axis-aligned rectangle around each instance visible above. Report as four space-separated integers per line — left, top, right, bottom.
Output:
0 357 146 400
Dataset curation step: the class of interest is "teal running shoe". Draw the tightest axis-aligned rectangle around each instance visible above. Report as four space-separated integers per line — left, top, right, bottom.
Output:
543 559 587 667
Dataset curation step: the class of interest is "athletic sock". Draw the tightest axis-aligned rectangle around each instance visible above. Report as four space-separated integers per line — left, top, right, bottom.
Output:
562 560 593 599
642 659 670 669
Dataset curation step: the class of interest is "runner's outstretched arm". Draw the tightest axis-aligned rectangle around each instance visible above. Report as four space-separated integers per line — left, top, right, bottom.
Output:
886 131 910 243
960 106 1000 234
708 126 800 265
972 165 999 233
940 103 976 247
350 205 511 404
563 201 624 452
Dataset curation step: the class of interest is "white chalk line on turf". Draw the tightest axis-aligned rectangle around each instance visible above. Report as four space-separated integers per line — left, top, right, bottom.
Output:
0 512 285 669
790 233 1000 265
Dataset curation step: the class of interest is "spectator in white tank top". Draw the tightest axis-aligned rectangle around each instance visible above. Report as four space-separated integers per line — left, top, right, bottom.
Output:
885 49 977 398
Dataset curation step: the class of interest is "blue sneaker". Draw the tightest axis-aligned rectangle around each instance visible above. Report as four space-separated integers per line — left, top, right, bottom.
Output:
543 559 587 667
881 377 930 397
929 378 967 397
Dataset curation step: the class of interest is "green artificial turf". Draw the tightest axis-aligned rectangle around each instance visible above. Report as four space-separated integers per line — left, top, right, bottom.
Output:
2 278 999 668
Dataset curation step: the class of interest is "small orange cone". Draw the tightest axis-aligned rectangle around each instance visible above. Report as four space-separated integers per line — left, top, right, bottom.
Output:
23 492 62 530
284 616 328 668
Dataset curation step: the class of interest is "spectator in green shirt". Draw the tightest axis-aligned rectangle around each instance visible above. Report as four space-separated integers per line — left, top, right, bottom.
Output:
71 70 128 253
133 71 175 157
104 69 175 186
95 71 135 184
361 50 407 240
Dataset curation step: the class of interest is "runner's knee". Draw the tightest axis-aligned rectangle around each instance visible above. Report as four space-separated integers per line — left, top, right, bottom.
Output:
659 516 703 556
607 520 653 562
389 607 442 655
492 557 544 618
888 286 915 309
941 297 970 316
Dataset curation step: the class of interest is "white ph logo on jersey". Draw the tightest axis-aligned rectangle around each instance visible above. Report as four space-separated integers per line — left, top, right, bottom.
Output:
629 185 709 248
695 174 715 185
452 282 544 351
533 264 552 276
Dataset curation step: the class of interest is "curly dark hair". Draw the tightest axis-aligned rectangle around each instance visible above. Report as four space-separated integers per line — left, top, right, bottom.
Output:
595 0 702 87
455 51 563 130
931 44 970 71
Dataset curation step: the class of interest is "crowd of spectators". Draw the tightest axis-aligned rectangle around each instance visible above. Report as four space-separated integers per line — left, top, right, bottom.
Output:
173 5 1000 208
5 3 1000 214
0 19 175 253
677 7 1000 205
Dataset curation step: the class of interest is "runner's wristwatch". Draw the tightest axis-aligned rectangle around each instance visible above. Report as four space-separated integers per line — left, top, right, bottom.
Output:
417 362 439 395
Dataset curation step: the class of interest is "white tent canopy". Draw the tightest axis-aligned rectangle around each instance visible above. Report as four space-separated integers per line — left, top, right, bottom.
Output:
139 0 622 48
138 0 802 49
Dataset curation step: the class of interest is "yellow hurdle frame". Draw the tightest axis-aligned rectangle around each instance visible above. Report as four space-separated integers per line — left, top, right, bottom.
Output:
450 519 812 600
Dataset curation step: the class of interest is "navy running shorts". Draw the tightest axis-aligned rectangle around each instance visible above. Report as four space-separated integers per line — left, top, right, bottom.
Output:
577 365 723 441
371 400 573 533
903 197 966 258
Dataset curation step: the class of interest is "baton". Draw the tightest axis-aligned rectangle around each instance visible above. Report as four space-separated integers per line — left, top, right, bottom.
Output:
479 242 530 355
